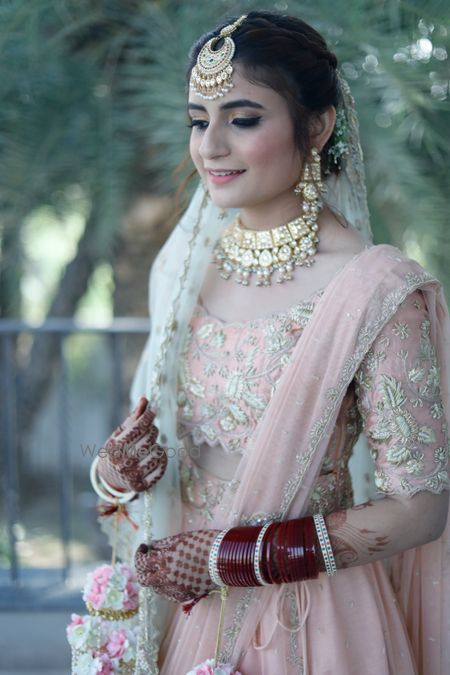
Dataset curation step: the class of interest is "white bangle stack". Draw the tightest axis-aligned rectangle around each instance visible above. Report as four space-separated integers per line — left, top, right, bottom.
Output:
208 528 229 587
253 520 273 586
313 513 337 576
90 456 137 505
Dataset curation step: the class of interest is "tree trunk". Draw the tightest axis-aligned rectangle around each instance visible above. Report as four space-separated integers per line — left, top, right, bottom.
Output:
17 210 105 436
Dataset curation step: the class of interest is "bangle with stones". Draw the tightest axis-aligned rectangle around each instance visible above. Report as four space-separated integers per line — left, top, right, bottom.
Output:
208 528 229 587
303 516 319 579
253 520 273 586
313 513 337 576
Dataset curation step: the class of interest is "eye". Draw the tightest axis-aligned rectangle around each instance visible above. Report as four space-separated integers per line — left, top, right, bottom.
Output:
231 116 262 127
187 119 208 130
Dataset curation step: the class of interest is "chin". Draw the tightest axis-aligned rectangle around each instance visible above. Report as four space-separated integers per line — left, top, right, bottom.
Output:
208 188 252 211
208 193 237 210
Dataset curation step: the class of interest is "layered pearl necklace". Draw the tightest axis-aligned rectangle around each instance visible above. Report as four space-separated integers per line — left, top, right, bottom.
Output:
213 210 320 286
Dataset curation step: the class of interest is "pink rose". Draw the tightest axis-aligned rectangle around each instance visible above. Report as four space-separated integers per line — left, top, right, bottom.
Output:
123 580 139 610
191 664 214 675
95 652 114 675
187 660 242 675
106 629 128 659
83 565 113 608
86 589 104 608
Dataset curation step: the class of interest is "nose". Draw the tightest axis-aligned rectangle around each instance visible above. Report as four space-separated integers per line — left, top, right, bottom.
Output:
198 122 230 161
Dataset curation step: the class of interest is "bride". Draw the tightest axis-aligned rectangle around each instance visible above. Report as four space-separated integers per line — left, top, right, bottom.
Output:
95 10 450 674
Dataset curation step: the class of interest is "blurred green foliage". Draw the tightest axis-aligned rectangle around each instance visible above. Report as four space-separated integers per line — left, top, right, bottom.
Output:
0 0 449 320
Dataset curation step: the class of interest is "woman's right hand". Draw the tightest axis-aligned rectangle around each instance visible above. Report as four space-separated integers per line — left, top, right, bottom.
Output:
97 396 168 493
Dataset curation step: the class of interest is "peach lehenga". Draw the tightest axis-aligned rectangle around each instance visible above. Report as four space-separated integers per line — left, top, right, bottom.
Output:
101 241 450 674
150 245 450 674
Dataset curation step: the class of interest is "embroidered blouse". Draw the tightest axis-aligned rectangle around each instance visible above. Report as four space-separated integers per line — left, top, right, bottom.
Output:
176 289 449 519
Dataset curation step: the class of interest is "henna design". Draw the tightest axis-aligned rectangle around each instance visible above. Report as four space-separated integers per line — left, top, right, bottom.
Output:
326 504 390 569
98 397 168 493
134 529 219 603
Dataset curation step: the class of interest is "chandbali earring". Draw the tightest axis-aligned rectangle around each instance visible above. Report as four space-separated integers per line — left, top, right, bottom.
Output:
294 147 326 213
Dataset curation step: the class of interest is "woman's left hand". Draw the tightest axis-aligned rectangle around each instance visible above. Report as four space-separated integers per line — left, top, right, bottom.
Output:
134 529 220 604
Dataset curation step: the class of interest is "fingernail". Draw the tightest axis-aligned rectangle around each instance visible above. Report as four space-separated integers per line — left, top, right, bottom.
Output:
137 543 149 554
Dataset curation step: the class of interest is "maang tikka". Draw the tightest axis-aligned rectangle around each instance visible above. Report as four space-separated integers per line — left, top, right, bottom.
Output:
189 14 247 100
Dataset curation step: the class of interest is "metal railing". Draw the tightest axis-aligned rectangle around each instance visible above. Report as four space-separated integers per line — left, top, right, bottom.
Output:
0 317 149 610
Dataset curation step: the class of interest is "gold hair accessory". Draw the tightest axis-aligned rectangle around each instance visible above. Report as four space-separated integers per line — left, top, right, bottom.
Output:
190 15 247 100
213 149 325 286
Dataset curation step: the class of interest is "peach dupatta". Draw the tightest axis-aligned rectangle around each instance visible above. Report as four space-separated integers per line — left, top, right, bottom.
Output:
202 244 450 672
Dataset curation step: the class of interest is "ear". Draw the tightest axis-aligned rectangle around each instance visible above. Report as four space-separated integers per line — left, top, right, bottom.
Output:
309 106 336 152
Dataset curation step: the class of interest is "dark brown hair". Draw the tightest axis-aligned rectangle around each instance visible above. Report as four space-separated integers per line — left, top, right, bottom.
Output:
187 10 342 175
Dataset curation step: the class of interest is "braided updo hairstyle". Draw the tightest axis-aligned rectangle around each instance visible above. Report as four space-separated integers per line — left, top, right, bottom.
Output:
187 10 342 176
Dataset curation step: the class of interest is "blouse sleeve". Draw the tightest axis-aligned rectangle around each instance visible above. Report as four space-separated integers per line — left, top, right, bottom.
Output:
354 289 449 497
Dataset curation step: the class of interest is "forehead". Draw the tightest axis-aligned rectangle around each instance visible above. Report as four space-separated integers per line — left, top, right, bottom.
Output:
188 67 287 111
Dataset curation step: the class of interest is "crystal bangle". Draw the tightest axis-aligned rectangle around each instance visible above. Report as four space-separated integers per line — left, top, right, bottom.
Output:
313 513 337 576
253 520 273 586
208 528 229 587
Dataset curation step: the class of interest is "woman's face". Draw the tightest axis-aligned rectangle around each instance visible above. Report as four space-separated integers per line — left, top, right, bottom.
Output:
188 68 302 212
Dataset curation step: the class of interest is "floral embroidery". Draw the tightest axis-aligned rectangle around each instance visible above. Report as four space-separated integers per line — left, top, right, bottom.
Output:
392 321 409 339
179 457 232 526
177 293 362 524
177 297 322 453
355 291 449 496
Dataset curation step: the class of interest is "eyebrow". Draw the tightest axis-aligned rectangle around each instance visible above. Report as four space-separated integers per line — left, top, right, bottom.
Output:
187 98 266 112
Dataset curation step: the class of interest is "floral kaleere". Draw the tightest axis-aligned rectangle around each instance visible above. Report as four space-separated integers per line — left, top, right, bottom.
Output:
67 457 141 675
67 562 139 674
83 563 139 620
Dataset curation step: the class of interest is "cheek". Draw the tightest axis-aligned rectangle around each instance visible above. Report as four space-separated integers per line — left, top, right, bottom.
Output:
189 135 205 177
242 126 299 177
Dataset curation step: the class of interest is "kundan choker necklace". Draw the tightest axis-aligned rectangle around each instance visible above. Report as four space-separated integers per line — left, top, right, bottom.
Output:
213 148 326 286
213 213 320 287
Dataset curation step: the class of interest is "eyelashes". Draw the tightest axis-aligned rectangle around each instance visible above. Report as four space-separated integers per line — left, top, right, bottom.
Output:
231 117 262 128
187 117 262 130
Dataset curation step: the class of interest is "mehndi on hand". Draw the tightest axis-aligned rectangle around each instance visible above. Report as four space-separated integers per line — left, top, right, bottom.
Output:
98 395 168 493
134 529 219 604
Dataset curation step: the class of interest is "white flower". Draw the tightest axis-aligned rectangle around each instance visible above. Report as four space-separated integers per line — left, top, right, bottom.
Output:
72 651 103 675
105 587 123 610
67 616 102 651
